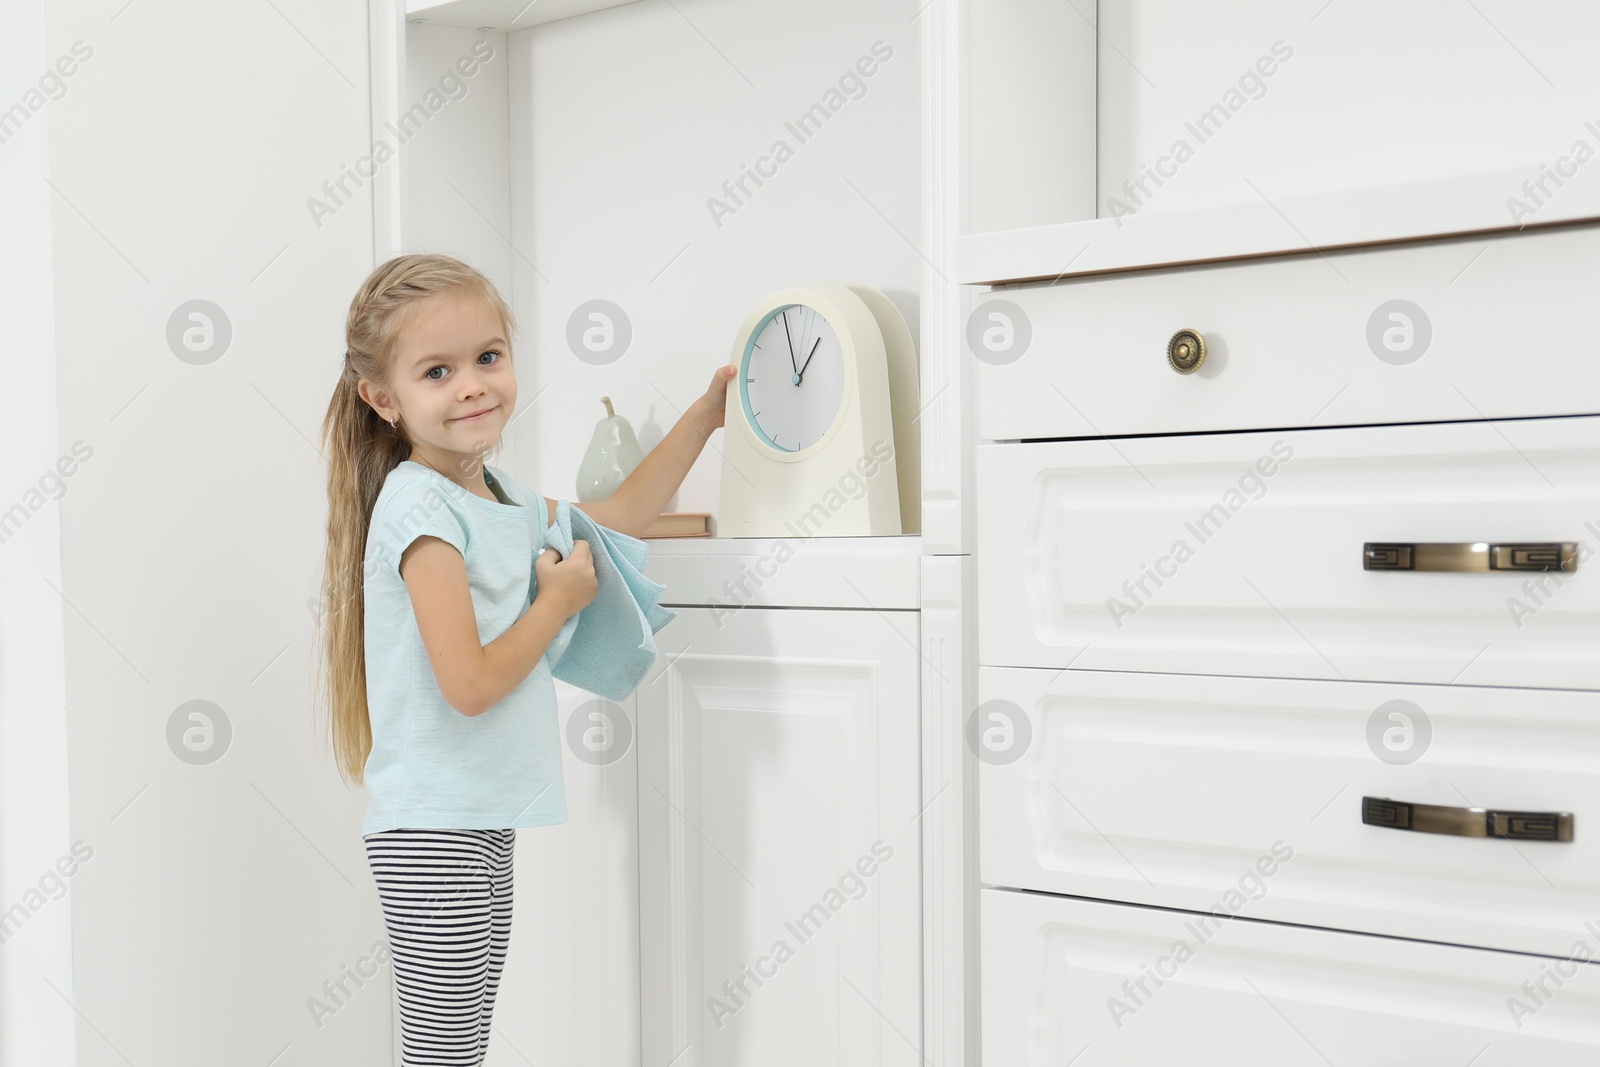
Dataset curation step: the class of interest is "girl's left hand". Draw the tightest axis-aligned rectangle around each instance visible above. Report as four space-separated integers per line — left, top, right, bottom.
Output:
697 364 735 431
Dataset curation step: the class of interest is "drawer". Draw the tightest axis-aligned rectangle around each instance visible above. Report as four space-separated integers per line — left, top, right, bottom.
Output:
977 667 1600 959
982 887 1600 1066
973 223 1600 441
976 415 1600 690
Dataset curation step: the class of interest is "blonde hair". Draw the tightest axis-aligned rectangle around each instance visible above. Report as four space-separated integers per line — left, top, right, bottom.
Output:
315 253 518 786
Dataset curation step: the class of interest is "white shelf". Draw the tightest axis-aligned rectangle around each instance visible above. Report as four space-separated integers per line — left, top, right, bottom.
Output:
644 534 923 556
959 166 1600 287
641 535 923 611
405 0 643 31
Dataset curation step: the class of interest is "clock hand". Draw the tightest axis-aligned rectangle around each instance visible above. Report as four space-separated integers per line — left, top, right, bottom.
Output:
781 310 798 376
797 336 821 381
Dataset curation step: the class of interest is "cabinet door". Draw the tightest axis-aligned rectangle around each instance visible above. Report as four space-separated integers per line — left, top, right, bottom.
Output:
637 607 921 1067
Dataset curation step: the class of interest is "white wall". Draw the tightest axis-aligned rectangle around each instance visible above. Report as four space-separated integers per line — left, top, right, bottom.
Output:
43 1 383 1063
509 0 922 515
0 1 76 1063
1095 1 1600 219
400 23 513 298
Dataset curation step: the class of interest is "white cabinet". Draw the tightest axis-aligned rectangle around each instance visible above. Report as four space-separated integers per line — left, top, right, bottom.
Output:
635 600 923 1066
962 4 1600 1062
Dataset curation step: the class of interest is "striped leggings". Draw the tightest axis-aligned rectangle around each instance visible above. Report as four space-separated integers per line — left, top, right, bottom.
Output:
363 828 515 1066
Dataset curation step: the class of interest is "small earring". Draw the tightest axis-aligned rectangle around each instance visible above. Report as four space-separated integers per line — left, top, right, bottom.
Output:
389 416 398 429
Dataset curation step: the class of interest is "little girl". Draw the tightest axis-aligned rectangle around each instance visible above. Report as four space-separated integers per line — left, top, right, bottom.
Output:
315 252 733 1064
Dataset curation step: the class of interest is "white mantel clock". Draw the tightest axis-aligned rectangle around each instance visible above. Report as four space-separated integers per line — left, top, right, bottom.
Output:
717 282 918 538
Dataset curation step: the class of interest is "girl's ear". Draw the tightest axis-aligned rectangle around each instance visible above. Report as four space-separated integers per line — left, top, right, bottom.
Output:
356 378 397 422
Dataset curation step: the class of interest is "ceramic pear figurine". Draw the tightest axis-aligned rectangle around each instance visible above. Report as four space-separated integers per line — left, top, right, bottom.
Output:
576 395 644 502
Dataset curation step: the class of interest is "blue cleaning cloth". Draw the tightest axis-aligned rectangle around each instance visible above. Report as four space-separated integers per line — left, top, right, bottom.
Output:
533 499 677 701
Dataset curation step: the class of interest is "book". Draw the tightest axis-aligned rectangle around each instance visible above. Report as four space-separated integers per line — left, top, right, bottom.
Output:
642 512 712 539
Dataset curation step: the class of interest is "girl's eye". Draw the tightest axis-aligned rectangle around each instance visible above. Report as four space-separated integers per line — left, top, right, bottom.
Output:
424 351 500 381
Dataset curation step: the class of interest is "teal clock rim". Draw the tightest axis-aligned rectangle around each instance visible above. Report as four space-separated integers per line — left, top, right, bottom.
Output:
738 302 841 454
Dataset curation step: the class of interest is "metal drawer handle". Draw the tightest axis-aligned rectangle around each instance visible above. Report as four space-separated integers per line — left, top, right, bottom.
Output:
1362 796 1574 842
1166 328 1206 374
1363 541 1577 572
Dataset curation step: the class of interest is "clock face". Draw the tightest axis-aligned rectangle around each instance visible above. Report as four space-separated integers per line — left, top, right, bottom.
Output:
740 303 847 453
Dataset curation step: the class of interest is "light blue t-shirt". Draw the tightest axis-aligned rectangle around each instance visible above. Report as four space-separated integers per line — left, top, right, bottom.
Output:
359 459 568 836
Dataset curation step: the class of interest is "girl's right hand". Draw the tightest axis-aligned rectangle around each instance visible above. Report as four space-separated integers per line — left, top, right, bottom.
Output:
535 538 598 616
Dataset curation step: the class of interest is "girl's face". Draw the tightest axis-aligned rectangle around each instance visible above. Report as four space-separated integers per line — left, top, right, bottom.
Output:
366 288 516 479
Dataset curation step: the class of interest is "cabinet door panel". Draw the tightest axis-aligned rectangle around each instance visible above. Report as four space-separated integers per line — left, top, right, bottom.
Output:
637 607 921 1067
982 887 1600 1066
979 667 1600 959
975 225 1600 441
977 416 1600 690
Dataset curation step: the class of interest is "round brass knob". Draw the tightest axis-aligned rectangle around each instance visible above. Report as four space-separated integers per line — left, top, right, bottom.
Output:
1167 329 1206 374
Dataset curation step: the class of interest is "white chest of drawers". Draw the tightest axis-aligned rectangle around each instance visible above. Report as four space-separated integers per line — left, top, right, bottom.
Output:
970 225 1600 1062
